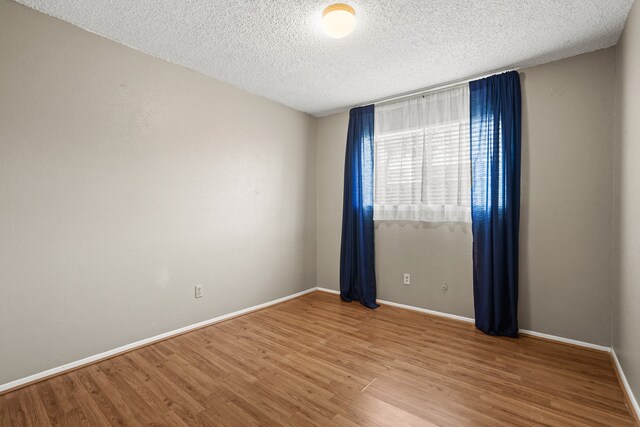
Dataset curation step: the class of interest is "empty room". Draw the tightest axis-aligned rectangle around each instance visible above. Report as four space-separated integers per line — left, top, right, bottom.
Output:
1 0 640 425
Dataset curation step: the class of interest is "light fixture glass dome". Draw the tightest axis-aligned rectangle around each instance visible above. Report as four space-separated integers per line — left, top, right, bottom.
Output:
322 3 356 38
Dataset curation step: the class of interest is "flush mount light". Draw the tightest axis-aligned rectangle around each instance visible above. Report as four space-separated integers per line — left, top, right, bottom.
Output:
322 3 356 38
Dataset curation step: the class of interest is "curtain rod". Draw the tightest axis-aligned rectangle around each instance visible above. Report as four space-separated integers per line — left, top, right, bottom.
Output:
358 66 520 108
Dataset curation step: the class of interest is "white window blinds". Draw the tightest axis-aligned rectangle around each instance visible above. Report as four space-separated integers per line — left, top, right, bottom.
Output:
374 84 471 222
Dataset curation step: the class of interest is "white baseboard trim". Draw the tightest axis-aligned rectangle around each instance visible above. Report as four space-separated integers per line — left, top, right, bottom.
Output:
316 286 340 295
315 287 610 352
0 287 317 395
518 329 610 352
1 286 616 395
612 348 640 422
377 298 475 324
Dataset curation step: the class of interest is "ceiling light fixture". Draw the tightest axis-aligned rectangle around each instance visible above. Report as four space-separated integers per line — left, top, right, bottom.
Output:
322 3 356 38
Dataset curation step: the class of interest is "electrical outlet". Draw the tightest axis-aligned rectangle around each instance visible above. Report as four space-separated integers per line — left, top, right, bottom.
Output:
403 273 411 285
441 283 448 293
195 284 203 298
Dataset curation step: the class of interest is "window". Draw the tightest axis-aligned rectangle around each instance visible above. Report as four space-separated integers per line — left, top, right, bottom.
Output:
374 84 471 222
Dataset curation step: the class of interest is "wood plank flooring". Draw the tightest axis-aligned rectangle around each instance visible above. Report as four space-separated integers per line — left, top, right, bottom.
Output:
0 291 636 426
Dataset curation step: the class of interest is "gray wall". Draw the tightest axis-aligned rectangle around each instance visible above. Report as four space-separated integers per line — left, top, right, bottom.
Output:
614 0 640 407
317 48 616 346
0 0 317 385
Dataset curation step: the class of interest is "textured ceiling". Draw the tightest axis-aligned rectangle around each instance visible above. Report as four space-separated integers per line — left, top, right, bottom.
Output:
15 0 635 116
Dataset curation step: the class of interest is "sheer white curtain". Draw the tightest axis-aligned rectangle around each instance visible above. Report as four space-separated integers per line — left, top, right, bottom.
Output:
374 84 471 222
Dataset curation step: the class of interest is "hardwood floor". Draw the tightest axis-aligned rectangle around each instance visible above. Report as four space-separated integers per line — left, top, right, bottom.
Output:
0 291 636 426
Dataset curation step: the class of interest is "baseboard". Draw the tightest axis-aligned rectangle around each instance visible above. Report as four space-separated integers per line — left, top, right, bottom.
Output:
518 329 610 352
612 348 640 425
376 298 476 324
315 287 610 352
316 286 340 295
1 286 616 396
0 287 317 395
